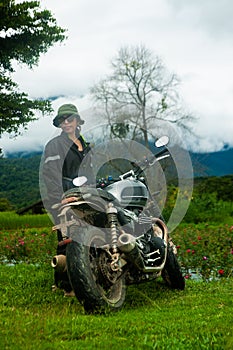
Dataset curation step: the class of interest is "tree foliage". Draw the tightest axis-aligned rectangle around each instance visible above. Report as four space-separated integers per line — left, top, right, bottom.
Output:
91 45 195 147
0 154 41 209
0 0 67 136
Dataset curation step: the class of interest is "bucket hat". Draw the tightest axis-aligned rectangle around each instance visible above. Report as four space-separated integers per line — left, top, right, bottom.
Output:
53 104 84 127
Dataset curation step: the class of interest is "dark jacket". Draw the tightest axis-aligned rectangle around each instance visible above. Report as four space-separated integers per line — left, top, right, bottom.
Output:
41 131 93 212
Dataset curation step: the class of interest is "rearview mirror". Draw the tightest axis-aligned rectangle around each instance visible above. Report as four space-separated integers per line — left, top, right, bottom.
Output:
72 176 87 187
155 136 169 148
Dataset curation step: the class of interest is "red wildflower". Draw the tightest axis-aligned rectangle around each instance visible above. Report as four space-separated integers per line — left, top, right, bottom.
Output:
218 269 224 275
184 274 192 279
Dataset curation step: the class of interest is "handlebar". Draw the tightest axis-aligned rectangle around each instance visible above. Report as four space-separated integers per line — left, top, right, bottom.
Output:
154 147 169 158
119 170 135 180
96 147 170 188
132 147 170 174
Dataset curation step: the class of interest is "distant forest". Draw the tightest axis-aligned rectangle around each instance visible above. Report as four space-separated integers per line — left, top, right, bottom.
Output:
0 155 41 210
0 154 232 211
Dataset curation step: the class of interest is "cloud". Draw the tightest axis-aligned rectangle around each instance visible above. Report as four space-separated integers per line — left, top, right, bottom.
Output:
2 0 233 154
167 0 233 39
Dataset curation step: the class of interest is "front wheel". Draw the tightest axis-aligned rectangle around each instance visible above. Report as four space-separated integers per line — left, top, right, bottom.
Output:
66 226 126 313
162 245 185 290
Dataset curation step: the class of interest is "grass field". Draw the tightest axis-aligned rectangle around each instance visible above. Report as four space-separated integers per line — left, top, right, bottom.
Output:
0 212 233 349
0 263 233 350
0 212 51 229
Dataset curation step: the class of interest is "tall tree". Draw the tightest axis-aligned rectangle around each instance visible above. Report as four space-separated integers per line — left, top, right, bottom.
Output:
0 0 67 136
90 45 195 147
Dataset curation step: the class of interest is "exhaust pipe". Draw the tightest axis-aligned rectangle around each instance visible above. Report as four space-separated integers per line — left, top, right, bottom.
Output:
51 255 67 273
118 232 167 272
118 232 136 253
118 233 145 270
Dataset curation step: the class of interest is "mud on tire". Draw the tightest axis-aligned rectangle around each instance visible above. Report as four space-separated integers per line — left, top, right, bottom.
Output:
66 225 126 313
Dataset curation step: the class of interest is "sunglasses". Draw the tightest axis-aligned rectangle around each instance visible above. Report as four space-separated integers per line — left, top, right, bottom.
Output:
58 115 76 125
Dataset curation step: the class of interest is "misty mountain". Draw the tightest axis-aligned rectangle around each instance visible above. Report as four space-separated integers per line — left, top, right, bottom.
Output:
0 147 232 210
190 148 233 177
6 150 43 159
4 146 233 176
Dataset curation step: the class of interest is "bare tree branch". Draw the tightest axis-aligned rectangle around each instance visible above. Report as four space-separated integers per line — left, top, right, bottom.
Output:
90 44 196 147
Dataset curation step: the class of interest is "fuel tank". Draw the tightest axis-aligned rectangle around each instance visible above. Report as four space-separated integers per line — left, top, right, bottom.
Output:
105 179 149 207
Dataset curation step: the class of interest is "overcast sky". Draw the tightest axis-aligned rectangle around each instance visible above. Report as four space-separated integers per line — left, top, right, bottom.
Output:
2 0 233 155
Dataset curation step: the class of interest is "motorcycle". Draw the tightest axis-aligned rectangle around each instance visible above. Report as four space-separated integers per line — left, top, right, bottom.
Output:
51 136 185 313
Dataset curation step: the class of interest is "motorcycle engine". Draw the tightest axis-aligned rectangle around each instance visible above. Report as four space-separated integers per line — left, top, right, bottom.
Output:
139 231 166 266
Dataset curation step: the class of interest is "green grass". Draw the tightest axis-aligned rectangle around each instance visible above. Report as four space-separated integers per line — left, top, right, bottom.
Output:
0 263 232 350
0 211 52 229
0 213 232 348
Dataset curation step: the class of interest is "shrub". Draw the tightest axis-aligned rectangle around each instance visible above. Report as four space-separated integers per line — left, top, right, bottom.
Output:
163 186 233 224
172 224 233 280
0 198 14 211
0 227 57 264
184 193 233 223
1 220 232 282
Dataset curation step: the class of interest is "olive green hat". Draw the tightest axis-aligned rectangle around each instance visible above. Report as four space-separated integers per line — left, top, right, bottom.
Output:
53 104 85 127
